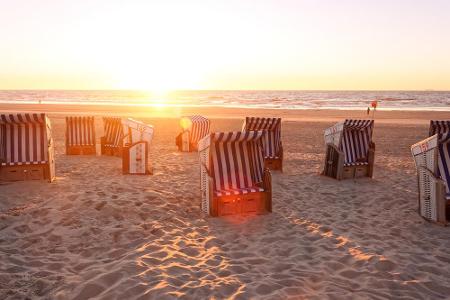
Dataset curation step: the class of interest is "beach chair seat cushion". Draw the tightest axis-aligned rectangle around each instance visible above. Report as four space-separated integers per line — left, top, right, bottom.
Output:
343 162 369 167
214 186 264 197
104 143 120 148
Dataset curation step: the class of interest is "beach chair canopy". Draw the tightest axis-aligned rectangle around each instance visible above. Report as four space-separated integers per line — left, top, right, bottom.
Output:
242 117 282 159
198 131 265 197
122 118 154 145
66 116 95 146
180 115 210 145
103 117 123 147
412 132 450 199
324 119 374 166
429 120 450 136
437 134 450 198
0 113 51 166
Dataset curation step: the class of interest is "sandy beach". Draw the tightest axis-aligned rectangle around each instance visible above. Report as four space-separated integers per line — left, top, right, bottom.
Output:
1 104 450 299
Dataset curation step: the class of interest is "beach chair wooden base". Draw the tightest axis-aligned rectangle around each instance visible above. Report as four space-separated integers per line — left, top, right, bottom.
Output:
323 143 375 180
212 193 269 216
0 164 53 182
66 145 96 155
264 146 283 171
208 169 272 217
342 165 369 179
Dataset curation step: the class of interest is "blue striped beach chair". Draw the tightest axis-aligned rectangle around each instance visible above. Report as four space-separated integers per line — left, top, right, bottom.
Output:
411 120 450 225
122 118 154 175
65 116 96 155
100 117 125 157
198 131 272 217
176 115 210 152
242 117 283 171
322 119 375 180
0 113 55 182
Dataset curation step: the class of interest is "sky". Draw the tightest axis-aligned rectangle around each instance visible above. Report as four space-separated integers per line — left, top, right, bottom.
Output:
0 0 450 91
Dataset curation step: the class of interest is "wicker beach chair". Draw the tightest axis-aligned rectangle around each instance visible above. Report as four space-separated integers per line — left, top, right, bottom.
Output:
122 118 154 175
100 117 124 157
322 119 375 180
198 131 272 217
242 117 283 171
65 116 96 155
411 120 450 225
0 113 55 182
176 115 210 152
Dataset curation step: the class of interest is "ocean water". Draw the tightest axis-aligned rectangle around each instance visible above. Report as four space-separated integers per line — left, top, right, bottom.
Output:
0 90 449 111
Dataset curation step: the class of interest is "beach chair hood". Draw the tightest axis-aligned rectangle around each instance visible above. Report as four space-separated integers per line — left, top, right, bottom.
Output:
0 113 52 165
429 120 450 136
325 119 374 165
122 118 154 145
199 131 265 193
242 117 282 159
180 115 210 146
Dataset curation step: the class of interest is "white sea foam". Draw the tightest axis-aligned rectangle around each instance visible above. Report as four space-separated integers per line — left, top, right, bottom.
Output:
0 90 449 111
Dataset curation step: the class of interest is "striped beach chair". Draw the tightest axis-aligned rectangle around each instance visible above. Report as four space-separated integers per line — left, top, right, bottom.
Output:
122 118 154 175
0 113 55 182
100 117 124 157
242 117 283 171
176 115 210 152
198 131 272 217
322 119 375 180
429 120 450 136
65 116 96 155
411 120 450 225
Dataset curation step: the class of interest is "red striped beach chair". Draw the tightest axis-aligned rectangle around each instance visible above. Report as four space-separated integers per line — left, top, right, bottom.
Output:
122 118 154 175
242 117 283 171
322 119 375 180
65 116 96 155
100 117 124 157
411 120 450 225
198 131 272 217
176 115 210 152
0 113 55 182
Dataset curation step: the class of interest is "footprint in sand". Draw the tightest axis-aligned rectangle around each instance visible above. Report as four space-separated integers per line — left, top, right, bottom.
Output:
72 283 105 300
374 259 396 272
94 201 107 211
13 224 32 234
